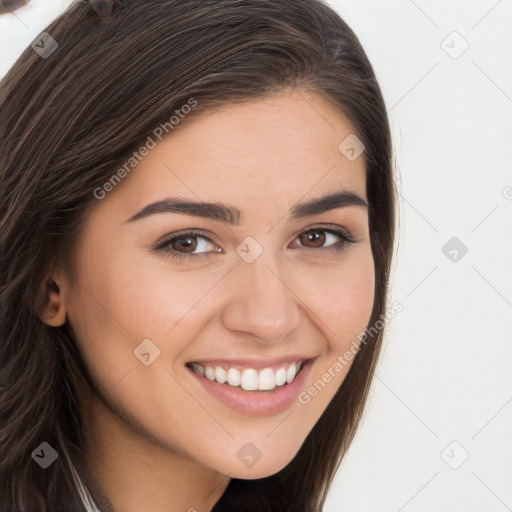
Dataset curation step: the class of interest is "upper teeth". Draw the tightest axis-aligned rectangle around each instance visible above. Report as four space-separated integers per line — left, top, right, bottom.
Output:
189 361 304 391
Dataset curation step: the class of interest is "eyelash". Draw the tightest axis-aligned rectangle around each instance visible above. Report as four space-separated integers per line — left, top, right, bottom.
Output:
153 227 357 262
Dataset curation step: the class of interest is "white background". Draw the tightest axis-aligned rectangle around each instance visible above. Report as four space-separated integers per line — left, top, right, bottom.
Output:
1 1 511 511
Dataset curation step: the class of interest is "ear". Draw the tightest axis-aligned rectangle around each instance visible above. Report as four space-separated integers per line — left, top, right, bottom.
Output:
38 267 69 327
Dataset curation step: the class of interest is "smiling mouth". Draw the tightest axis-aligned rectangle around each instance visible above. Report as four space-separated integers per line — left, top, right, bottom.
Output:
185 359 307 393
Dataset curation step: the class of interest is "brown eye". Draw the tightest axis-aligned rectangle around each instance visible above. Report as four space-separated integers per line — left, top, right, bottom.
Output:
299 230 326 248
154 227 356 263
171 235 199 253
294 227 356 252
154 231 220 262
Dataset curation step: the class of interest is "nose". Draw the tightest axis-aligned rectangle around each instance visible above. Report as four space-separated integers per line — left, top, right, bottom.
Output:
220 255 302 345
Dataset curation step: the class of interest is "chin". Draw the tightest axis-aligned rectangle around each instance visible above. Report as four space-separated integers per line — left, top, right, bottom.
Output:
213 446 300 480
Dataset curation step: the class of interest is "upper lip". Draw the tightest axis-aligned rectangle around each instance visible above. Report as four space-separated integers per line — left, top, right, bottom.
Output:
187 355 315 370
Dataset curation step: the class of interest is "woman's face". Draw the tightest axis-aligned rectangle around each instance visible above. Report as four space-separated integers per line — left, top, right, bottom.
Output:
51 89 374 479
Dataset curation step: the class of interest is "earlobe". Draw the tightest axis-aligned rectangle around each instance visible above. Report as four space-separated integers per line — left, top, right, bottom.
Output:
39 276 68 327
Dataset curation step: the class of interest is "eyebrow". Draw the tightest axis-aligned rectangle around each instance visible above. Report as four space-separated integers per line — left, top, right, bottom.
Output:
124 190 368 225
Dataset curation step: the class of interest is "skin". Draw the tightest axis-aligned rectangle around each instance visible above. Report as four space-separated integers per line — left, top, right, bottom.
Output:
41 88 375 512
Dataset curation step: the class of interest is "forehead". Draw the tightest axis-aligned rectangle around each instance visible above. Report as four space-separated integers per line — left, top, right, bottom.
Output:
101 89 367 218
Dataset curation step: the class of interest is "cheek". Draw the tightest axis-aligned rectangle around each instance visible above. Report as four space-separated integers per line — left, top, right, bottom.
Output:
313 250 375 350
67 251 228 394
105 248 224 333
64 245 166 388
294 251 375 420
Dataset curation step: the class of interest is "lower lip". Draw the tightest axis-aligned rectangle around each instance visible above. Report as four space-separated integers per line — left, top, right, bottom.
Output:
187 360 312 416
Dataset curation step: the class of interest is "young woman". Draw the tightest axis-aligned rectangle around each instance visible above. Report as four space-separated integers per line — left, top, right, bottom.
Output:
0 0 397 510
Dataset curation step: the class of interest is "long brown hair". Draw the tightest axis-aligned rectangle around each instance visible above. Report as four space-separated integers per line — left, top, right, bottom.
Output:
0 1 396 510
